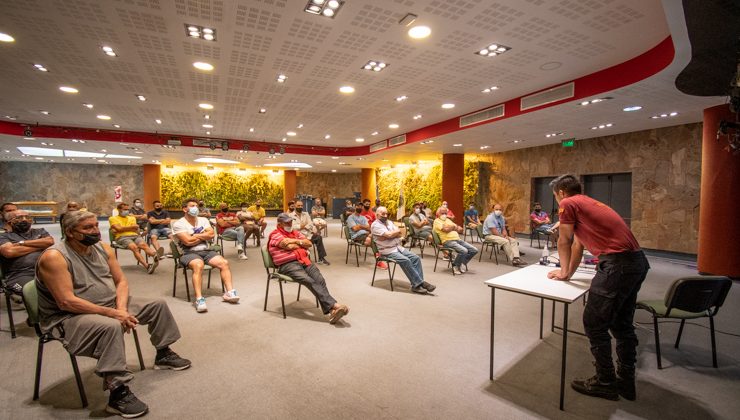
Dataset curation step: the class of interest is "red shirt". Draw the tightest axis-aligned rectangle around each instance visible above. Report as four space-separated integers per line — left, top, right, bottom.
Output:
361 209 376 224
215 211 238 234
558 194 639 256
268 228 312 267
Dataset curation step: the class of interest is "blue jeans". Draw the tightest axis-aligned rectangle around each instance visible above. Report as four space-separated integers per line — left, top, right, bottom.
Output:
444 240 478 267
221 227 245 246
385 249 424 287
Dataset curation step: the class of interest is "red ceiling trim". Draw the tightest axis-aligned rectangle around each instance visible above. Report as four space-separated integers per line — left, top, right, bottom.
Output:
0 36 674 157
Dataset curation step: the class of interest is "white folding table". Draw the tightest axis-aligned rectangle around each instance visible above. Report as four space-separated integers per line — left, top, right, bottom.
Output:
485 264 593 410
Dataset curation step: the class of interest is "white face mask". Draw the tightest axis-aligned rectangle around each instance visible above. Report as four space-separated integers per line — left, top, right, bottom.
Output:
283 224 293 232
414 208 421 214
241 207 248 212
494 210 503 217
134 202 142 208
439 214 448 221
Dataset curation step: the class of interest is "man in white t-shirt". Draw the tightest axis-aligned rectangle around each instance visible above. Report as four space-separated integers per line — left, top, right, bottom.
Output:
172 198 239 313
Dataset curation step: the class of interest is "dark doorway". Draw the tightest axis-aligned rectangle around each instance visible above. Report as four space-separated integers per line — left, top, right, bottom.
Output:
532 176 558 222
583 173 632 226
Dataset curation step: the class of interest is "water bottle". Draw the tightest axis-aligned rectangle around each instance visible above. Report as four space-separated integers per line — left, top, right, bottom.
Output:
540 243 549 265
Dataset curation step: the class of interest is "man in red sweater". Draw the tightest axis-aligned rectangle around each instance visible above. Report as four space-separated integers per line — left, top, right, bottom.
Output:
547 174 649 402
268 213 349 324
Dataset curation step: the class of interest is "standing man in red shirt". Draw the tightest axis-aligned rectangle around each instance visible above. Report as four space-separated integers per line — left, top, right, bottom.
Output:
547 174 649 402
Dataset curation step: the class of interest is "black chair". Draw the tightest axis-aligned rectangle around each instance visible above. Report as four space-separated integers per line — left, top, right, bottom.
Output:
431 231 457 275
169 241 222 302
475 225 500 264
339 213 347 238
530 221 552 249
23 281 144 408
343 225 369 267
0 268 17 338
260 245 318 319
404 217 430 258
370 240 398 291
636 276 732 369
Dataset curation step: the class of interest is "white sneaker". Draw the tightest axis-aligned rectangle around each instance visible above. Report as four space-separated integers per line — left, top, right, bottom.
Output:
460 264 467 273
194 297 207 313
236 243 244 251
452 265 463 275
223 289 240 304
238 251 248 260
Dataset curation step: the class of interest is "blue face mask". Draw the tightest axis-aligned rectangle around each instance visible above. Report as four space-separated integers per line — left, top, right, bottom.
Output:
188 206 199 216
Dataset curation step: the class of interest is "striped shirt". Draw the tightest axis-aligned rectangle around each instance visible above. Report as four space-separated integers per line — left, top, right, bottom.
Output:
268 228 311 266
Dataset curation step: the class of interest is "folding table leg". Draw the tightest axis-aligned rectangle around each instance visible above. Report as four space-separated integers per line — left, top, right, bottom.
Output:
489 287 496 381
559 303 569 411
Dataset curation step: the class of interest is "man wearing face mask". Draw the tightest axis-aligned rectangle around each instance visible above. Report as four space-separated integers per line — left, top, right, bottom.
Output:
372 207 436 294
215 202 248 260
530 202 558 246
435 201 456 220
236 201 261 247
147 200 174 252
247 199 268 238
0 210 54 298
483 204 525 267
409 203 433 241
1 202 18 231
268 213 349 324
197 200 211 218
310 198 328 236
36 210 191 418
287 200 296 213
464 202 481 229
109 203 163 274
360 198 376 224
433 207 478 274
130 198 148 232
290 201 330 265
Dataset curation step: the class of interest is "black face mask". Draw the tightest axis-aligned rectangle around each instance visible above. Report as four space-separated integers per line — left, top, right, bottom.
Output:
289 207 295 212
220 208 228 213
13 220 31 233
255 204 261 208
355 207 362 213
535 208 542 213
296 208 303 213
155 207 163 212
363 205 370 210
78 232 101 246
378 216 388 223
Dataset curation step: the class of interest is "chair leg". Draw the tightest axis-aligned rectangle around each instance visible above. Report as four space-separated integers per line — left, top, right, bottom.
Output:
389 263 396 292
132 329 145 370
183 269 191 302
710 316 718 368
278 281 287 319
297 284 302 301
493 245 499 265
354 244 360 267
433 250 439 272
653 315 663 369
172 267 178 297
674 319 686 349
371 260 378 286
33 339 44 401
345 243 350 264
69 354 88 408
5 291 16 338
263 277 270 311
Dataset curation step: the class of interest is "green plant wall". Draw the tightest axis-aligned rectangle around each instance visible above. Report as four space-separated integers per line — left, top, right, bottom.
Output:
377 161 479 217
161 171 283 209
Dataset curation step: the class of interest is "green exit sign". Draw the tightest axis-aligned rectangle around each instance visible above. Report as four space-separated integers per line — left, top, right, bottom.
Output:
561 138 575 147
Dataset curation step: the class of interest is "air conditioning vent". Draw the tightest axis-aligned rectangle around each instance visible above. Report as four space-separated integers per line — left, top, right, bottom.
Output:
520 82 574 111
369 140 388 152
459 104 505 127
388 134 406 147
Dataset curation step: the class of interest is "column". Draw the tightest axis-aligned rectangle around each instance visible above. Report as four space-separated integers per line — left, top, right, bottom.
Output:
442 153 465 221
361 168 376 203
698 104 740 277
142 164 161 209
284 170 296 212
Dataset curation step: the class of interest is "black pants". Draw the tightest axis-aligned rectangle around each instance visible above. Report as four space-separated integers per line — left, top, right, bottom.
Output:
311 234 327 260
583 250 650 375
278 261 337 314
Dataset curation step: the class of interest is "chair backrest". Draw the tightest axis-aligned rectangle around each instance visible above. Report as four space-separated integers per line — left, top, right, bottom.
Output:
370 239 380 255
431 230 443 246
339 213 347 224
108 229 115 244
260 245 276 270
169 240 182 260
476 224 486 239
343 225 353 243
22 280 40 326
664 276 732 316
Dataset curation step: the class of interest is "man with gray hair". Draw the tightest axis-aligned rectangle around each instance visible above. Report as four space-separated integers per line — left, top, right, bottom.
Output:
433 206 478 274
371 207 436 294
36 211 191 418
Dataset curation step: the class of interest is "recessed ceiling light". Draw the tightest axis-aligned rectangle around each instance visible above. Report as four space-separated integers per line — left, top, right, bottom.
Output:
277 73 287 83
249 128 255 132
388 123 399 129
199 103 214 110
475 43 511 57
113 124 121 128
193 61 214 71
0 32 15 43
395 95 408 102
204 114 210 119
408 25 431 39
83 103 93 109
258 108 267 113
39 110 50 115
363 60 388 72
441 103 455 109
287 131 297 136
371 131 379 136
579 97 611 106
304 0 344 18
97 115 111 120
324 134 331 139
453 143 463 147
481 86 500 93
413 114 422 120
623 106 642 112
331 169 337 172
135 94 146 101
331 156 339 159
545 132 564 138
281 138 287 142
155 119 162 124
202 124 213 128
59 86 78 93
591 123 614 130
185 24 216 41
297 123 303 128
355 137 365 142
339 85 355 94
206 131 211 135
33 63 48 72
480 145 490 150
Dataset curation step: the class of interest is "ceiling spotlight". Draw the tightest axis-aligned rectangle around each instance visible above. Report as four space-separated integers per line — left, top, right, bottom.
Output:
113 124 121 128
453 143 463 147
202 124 213 128
33 63 48 72
155 119 162 124
371 131 379 136
193 61 214 71
324 134 331 139
304 0 343 18
395 95 408 102
258 108 267 113
199 103 214 110
388 123 399 129
279 146 286 154
413 114 422 120
475 43 511 57
441 103 455 109
0 32 15 43
408 25 431 39
221 142 229 151
59 86 79 93
623 106 642 112
339 86 355 94
249 128 255 132
355 137 365 142
185 24 216 41
101 46 117 57
39 110 50 115
287 131 297 136
482 86 500 93
83 103 93 109
135 94 146 101
362 60 388 72
209 142 217 150
97 115 111 120
277 74 287 83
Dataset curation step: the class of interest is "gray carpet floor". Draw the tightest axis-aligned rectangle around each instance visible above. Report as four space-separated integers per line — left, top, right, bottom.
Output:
0 219 738 419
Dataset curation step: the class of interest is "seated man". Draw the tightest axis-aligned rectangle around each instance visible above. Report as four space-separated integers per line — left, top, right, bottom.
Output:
147 200 174 251
310 198 328 236
173 198 240 312
371 198 381 212
109 203 162 274
290 201 330 265
287 200 296 213
435 201 456 220
215 202 247 260
130 198 148 232
420 202 433 218
342 199 355 219
433 206 478 274
60 201 81 233
372 207 436 294
464 202 481 228
360 199 376 225
197 200 211 218
1 202 18 231
36 210 190 418
531 202 558 236
346 202 371 246
247 199 268 238
483 204 526 267
268 213 349 323
236 202 261 247
0 210 54 299
409 202 433 241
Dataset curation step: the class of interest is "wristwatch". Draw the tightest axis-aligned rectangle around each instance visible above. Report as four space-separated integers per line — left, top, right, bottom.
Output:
18 240 25 246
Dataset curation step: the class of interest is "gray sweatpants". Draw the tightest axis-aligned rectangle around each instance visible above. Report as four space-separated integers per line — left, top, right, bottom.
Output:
60 297 181 390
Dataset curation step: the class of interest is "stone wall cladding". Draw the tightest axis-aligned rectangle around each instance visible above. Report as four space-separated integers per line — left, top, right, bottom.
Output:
295 172 361 213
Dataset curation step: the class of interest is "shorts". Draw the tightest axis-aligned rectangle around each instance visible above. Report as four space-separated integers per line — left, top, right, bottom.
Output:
116 235 145 247
149 227 172 238
180 250 220 268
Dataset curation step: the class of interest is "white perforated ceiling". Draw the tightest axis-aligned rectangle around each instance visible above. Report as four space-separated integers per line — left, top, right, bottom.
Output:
0 0 726 169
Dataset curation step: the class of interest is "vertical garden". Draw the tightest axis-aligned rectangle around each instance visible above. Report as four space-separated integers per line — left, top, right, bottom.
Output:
161 170 284 209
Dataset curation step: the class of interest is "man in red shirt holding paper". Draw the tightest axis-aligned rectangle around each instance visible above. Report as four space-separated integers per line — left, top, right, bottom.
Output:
547 174 649 402
268 213 349 324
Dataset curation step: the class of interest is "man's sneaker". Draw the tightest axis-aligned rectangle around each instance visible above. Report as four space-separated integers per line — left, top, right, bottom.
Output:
222 289 240 304
156 246 165 260
154 350 192 371
411 284 428 294
146 258 159 274
452 265 464 275
236 243 244 252
376 261 388 270
616 376 636 401
238 251 249 260
421 282 436 293
571 374 619 401
459 264 467 273
194 297 207 313
106 386 149 418
320 258 331 266
329 304 349 324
